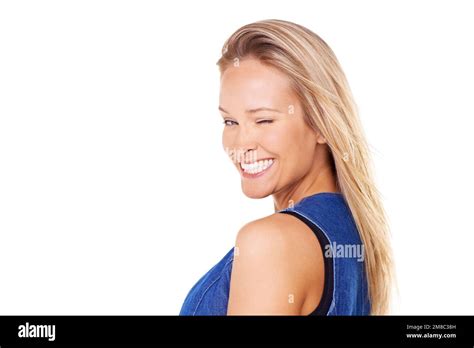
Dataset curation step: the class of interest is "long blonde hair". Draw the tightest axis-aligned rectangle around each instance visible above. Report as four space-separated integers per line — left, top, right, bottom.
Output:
216 19 395 315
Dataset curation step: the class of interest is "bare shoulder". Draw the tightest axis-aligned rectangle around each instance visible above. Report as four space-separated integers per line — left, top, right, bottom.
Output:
227 213 325 315
235 213 323 260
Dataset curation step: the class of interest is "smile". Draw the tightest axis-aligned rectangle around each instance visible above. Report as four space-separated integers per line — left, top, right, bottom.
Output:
240 158 275 177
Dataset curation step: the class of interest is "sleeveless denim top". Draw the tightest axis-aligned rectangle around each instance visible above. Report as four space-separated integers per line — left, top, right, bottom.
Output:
179 192 371 315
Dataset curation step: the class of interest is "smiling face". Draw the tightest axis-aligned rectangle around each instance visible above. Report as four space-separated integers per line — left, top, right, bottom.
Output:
219 58 327 199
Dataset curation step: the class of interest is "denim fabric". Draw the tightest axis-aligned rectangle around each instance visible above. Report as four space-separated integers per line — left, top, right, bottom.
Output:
280 193 371 315
179 192 371 315
179 247 234 315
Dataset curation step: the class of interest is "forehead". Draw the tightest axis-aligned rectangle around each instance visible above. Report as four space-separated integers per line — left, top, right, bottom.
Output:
219 59 295 111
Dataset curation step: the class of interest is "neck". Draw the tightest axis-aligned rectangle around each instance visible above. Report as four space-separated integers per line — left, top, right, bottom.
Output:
272 144 340 212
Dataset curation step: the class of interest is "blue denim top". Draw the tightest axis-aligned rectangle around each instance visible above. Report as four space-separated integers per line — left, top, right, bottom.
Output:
179 192 371 315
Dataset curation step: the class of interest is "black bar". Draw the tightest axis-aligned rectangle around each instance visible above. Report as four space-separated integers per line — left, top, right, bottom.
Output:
0 315 472 346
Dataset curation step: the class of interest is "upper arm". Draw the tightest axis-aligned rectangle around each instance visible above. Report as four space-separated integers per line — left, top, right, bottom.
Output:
227 214 323 315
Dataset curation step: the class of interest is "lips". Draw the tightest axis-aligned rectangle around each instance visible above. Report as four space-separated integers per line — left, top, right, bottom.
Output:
239 158 275 178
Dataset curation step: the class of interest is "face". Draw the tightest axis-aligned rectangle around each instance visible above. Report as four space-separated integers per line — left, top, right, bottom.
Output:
219 58 325 199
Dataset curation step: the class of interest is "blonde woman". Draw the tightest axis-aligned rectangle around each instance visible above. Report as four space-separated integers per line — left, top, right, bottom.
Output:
179 19 394 316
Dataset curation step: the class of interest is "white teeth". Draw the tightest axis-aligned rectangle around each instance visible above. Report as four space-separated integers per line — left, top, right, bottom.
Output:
241 159 274 174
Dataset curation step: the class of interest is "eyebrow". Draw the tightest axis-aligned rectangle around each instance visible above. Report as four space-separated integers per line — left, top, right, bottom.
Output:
218 106 283 114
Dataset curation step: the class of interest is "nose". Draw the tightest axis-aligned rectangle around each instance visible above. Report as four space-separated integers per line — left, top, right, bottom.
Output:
229 126 258 164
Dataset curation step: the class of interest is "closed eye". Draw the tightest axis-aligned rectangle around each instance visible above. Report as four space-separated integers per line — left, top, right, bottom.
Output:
222 119 273 126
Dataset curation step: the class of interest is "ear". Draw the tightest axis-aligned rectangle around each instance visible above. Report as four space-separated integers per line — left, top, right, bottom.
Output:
315 131 327 144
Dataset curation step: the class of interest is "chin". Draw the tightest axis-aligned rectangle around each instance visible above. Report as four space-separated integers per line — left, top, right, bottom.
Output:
241 185 272 199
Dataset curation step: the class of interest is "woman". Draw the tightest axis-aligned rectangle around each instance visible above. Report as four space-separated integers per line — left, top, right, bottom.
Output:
179 19 394 315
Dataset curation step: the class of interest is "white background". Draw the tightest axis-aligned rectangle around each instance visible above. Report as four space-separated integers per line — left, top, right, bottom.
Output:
0 0 473 315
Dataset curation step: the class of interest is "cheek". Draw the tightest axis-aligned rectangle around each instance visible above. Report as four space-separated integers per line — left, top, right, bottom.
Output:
221 130 227 148
222 129 232 153
221 130 231 162
265 123 304 157
260 126 287 156
222 129 240 164
271 123 317 173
